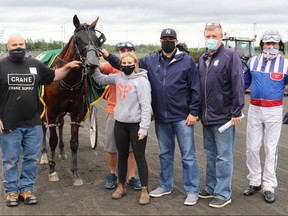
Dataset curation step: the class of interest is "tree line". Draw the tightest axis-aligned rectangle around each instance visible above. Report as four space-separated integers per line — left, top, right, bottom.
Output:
23 38 200 55
0 38 282 61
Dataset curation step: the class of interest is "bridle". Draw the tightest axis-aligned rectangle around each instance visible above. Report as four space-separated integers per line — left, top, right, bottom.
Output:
57 23 106 92
72 23 106 67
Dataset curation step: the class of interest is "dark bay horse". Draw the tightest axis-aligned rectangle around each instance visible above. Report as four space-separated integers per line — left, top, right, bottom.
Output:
40 15 106 186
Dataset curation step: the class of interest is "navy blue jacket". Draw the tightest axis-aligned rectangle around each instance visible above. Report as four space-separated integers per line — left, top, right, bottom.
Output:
198 44 244 125
106 49 201 123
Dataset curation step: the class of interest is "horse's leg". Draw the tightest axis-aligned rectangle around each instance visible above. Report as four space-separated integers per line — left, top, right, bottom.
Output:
58 115 67 160
70 123 83 186
48 126 60 182
40 121 49 164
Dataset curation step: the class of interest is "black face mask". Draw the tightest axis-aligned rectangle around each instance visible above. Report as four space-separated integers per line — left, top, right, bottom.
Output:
121 65 135 75
8 48 26 62
161 41 176 53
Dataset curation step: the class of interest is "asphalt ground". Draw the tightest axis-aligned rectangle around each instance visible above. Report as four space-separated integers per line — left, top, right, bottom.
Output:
1 94 288 215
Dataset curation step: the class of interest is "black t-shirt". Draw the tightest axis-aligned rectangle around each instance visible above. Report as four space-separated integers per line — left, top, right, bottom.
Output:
0 57 55 130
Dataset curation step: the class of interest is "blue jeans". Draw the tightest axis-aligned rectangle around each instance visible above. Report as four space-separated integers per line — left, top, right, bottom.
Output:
202 124 235 200
155 120 199 194
0 125 43 194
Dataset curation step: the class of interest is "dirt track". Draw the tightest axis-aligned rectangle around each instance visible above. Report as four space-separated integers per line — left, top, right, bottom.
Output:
1 94 288 215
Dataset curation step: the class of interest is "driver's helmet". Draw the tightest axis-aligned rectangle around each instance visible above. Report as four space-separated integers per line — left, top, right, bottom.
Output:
116 41 135 52
260 29 284 52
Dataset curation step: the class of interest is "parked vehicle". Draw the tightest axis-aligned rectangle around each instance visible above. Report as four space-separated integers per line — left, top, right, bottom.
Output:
222 32 257 65
222 33 257 94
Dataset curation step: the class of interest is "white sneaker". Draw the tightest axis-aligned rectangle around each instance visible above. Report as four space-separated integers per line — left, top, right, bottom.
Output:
184 194 198 206
149 187 171 198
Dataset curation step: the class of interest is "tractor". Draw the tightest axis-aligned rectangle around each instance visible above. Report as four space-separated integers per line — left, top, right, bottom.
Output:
222 32 257 66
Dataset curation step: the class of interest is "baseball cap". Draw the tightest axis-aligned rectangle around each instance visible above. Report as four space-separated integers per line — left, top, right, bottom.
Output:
260 29 283 43
160 28 177 39
116 41 135 51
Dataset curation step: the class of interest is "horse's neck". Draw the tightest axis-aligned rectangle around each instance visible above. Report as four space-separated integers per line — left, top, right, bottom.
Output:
60 39 77 63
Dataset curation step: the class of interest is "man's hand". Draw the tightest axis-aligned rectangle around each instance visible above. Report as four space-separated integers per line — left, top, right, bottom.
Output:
231 116 241 125
99 48 109 58
67 60 82 69
0 120 4 133
186 114 198 125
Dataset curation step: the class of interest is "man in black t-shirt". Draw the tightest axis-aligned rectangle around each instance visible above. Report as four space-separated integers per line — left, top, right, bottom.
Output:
0 33 81 207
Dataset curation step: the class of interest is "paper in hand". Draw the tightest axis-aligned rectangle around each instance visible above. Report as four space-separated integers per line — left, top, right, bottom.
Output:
218 113 245 133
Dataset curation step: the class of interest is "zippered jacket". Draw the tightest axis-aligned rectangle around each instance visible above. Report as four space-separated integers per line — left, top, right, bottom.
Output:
198 44 244 125
138 49 201 123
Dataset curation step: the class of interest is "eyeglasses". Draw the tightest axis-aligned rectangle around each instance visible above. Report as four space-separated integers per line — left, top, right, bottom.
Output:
116 42 135 51
205 23 222 28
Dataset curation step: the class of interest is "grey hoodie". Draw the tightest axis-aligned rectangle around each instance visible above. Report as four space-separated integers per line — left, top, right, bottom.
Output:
92 68 151 135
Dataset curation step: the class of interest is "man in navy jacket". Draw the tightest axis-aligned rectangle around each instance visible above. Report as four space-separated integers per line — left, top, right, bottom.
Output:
104 28 201 206
197 23 244 208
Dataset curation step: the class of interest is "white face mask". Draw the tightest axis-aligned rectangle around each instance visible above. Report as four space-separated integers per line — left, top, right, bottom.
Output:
263 45 279 60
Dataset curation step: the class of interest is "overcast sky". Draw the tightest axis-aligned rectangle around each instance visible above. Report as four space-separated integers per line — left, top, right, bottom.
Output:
0 0 287 48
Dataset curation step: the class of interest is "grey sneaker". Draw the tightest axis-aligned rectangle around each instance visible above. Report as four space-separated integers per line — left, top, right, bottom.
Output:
184 194 198 206
149 187 171 198
209 198 231 208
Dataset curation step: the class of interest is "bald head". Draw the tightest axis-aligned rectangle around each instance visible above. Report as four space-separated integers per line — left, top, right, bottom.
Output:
7 33 25 51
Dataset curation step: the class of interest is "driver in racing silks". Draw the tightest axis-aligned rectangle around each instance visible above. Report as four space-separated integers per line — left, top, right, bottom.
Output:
243 29 288 204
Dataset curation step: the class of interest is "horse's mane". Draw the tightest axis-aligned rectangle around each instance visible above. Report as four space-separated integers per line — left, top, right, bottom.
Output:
54 37 76 67
60 37 73 56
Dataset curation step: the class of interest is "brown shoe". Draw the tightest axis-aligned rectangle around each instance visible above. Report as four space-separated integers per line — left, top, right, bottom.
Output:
19 191 37 205
112 183 126 199
6 192 19 207
139 187 150 205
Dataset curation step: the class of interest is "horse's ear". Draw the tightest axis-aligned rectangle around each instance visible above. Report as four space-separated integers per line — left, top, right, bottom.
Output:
90 16 99 30
73 15 81 29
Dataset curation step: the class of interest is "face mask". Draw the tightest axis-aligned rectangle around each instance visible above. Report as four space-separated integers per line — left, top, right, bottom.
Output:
9 48 26 62
263 45 279 60
161 41 176 53
121 65 135 75
205 39 218 51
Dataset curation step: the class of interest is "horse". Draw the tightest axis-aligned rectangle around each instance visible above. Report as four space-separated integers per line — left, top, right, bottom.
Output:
39 15 107 186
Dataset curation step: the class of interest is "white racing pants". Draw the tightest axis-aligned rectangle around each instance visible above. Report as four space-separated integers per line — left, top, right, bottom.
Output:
246 104 283 193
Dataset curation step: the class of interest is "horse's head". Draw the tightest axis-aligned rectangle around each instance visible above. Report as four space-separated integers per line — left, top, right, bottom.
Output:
72 15 106 72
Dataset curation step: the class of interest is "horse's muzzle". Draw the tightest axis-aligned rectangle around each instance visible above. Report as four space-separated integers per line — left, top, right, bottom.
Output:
85 45 99 67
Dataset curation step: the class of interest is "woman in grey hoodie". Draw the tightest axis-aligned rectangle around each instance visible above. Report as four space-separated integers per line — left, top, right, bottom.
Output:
92 52 152 205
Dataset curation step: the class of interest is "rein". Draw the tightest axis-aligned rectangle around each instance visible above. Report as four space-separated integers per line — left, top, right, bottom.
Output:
59 70 86 91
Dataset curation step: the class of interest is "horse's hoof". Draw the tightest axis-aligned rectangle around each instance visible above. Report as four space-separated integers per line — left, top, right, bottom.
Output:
40 153 49 164
58 154 68 160
73 179 83 186
48 172 59 182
